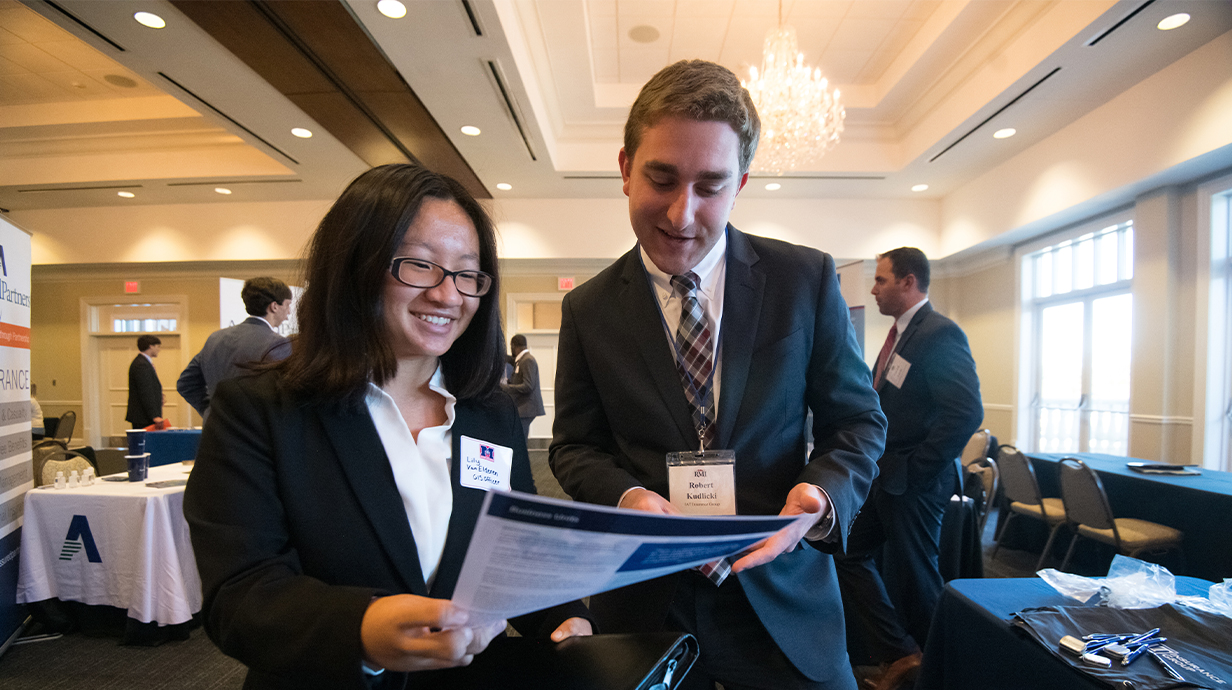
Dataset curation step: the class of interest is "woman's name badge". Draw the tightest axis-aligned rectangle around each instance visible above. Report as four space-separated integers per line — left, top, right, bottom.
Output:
459 436 512 491
885 354 911 389
667 450 736 515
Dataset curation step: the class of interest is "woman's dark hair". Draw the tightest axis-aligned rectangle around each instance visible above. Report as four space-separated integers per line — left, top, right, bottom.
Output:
278 164 504 405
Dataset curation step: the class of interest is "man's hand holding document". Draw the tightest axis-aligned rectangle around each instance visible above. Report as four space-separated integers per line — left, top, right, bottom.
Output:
451 490 809 624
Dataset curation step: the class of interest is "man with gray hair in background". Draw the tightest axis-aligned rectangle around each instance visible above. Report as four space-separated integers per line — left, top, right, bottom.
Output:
177 277 293 419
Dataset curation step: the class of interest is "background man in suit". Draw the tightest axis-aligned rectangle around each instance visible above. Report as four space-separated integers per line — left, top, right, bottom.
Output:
550 60 885 690
501 333 544 439
835 247 983 690
177 276 293 418
126 334 163 429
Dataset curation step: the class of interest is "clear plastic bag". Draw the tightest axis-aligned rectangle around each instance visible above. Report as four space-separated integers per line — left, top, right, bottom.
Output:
1038 555 1178 609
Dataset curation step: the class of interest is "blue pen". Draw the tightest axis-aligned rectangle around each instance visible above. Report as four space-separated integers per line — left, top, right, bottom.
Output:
1120 639 1163 666
1126 628 1161 646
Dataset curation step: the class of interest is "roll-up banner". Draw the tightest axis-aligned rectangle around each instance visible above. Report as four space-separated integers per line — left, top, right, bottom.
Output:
0 216 33 654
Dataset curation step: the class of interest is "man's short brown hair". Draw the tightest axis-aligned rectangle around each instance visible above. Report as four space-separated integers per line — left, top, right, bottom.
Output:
624 60 761 175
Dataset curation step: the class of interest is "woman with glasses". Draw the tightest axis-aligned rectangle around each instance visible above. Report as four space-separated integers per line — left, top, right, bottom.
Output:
184 164 593 690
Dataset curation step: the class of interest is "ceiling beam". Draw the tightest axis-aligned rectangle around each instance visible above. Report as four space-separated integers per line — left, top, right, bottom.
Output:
170 0 489 198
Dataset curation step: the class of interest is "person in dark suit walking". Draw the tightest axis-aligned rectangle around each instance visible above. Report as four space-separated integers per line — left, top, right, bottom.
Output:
184 164 591 690
177 276 293 418
835 247 983 690
126 334 163 429
549 60 885 690
501 333 544 439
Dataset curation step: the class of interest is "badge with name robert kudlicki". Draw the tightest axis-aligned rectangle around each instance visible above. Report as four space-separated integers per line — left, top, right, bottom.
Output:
459 435 512 491
667 450 736 516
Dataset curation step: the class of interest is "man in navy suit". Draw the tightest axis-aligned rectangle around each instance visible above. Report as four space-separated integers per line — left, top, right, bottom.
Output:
835 247 983 690
126 334 164 429
550 60 885 690
177 277 293 418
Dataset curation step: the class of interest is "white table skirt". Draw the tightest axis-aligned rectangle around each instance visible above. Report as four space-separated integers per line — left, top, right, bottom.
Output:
17 463 202 625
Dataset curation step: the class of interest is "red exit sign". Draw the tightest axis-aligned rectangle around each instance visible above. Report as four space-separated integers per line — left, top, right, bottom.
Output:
558 276 575 291
124 281 141 294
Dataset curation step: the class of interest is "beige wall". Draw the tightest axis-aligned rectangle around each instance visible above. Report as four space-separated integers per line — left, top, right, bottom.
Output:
932 259 1017 447
31 259 611 444
31 261 300 444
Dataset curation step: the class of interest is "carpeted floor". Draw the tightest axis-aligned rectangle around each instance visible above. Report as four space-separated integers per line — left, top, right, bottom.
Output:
0 449 1042 688
0 626 245 690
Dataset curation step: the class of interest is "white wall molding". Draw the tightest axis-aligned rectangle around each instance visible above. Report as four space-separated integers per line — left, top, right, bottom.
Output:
1129 414 1194 426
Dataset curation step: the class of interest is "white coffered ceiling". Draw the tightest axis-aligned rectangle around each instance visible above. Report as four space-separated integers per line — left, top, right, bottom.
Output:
2 0 1231 212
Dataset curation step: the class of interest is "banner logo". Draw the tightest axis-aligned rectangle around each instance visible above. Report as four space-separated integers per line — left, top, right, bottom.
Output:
59 515 102 562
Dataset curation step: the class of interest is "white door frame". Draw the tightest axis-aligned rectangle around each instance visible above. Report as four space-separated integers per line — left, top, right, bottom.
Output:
80 294 190 448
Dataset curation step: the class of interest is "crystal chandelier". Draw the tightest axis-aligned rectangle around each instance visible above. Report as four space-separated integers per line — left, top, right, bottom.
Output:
742 16 845 174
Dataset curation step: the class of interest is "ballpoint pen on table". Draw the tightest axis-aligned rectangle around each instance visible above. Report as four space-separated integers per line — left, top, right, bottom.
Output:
1147 649 1186 682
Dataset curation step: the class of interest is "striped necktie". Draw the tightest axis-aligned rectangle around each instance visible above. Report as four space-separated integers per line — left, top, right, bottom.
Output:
671 272 715 449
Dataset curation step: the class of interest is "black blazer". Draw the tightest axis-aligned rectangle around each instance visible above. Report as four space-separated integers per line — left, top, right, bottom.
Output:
125 353 161 428
184 371 590 690
874 302 984 495
549 226 885 682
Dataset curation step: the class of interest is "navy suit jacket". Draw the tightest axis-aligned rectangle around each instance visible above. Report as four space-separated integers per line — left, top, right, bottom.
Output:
125 353 161 428
177 316 291 416
874 302 983 495
550 226 885 682
185 371 589 690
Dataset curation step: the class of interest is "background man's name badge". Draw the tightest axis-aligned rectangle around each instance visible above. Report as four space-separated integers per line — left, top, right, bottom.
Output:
460 435 512 491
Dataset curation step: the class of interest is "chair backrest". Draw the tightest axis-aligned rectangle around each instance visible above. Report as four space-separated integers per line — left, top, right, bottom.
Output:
53 410 76 444
960 429 993 469
965 457 999 533
1058 458 1117 532
996 445 1047 509
37 449 95 488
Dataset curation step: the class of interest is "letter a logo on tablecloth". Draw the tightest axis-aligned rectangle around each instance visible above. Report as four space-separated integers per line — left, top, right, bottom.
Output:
59 515 101 563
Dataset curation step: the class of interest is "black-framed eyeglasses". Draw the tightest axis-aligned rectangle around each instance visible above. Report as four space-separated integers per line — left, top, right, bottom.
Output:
389 257 493 297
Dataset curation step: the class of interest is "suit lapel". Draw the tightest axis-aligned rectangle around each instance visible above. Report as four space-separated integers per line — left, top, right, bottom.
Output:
876 302 931 392
716 227 764 449
429 403 486 599
620 251 698 447
320 401 429 595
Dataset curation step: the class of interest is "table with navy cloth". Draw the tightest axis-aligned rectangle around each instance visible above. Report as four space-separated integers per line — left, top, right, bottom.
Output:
917 576 1216 690
142 429 202 467
998 453 1232 581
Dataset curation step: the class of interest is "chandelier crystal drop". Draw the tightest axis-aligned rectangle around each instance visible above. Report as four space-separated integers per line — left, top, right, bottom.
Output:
743 25 845 174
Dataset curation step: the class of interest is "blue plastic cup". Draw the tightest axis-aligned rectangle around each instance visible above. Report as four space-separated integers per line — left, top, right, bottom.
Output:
126 453 149 482
126 429 146 456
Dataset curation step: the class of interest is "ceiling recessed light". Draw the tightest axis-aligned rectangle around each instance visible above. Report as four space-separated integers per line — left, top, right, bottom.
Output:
911 184 929 192
765 183 782 191
496 183 512 191
628 25 661 44
291 128 313 138
117 191 135 198
377 0 407 19
215 187 232 195
460 125 481 136
1157 13 1190 31
133 12 165 29
104 74 138 88
993 128 1017 139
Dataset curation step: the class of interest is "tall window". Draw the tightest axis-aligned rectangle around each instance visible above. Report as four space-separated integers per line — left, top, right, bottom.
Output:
1205 185 1232 471
1023 220 1134 454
